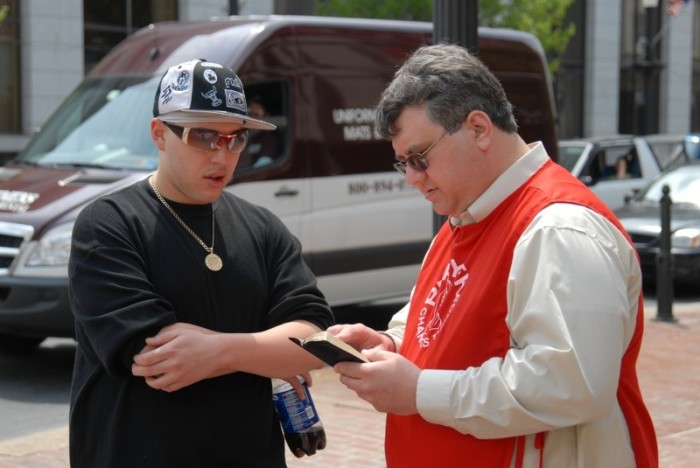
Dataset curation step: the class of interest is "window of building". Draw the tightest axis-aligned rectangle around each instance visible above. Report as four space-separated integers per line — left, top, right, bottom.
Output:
0 0 20 133
619 0 663 135
84 0 178 73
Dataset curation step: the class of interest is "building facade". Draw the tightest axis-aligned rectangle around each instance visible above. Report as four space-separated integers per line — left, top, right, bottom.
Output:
0 0 283 160
556 0 698 138
0 0 698 159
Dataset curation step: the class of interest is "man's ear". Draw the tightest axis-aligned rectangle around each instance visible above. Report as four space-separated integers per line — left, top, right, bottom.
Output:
151 119 167 151
465 111 492 151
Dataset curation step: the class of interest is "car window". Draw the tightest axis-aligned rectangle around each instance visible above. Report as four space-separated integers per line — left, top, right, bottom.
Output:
581 145 640 183
557 144 586 171
647 138 686 169
642 167 700 207
235 80 290 173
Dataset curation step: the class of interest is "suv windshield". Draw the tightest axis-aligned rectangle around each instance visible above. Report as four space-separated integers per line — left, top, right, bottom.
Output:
15 75 160 171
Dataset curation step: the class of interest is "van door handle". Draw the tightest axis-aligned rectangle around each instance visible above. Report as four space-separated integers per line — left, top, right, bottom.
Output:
274 187 299 197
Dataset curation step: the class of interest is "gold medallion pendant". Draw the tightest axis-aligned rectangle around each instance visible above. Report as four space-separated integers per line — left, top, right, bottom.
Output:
150 176 223 272
205 253 223 272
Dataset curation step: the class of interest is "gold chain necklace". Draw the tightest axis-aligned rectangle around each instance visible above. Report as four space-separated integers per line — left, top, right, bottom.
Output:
149 176 223 272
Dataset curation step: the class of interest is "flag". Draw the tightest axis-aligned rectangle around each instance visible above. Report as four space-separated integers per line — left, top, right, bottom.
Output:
667 0 689 16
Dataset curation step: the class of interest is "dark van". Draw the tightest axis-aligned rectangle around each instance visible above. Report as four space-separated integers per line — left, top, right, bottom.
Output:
0 15 558 352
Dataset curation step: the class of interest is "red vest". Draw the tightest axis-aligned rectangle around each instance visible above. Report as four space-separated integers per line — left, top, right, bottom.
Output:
385 160 657 467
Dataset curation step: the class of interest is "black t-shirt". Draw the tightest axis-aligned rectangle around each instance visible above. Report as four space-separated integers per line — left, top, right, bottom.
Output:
68 178 333 467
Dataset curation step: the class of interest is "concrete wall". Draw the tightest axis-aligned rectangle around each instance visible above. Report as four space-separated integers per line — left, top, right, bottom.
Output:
583 0 622 136
178 0 274 19
178 0 228 20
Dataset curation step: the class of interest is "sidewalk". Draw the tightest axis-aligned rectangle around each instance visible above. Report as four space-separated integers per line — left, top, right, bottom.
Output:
0 298 698 467
636 299 700 468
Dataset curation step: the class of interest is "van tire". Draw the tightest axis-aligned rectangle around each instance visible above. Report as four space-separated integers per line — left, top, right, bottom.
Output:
0 333 46 354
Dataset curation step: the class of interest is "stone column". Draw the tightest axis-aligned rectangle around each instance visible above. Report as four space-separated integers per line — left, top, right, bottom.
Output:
20 0 84 134
583 0 622 137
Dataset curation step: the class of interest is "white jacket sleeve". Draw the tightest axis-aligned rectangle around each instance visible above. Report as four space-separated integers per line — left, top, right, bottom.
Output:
415 204 642 438
385 297 409 348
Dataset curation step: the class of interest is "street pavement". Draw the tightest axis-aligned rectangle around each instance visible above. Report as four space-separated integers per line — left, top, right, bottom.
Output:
0 297 698 467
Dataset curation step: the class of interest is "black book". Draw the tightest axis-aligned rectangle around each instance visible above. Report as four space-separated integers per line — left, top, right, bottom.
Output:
290 331 369 366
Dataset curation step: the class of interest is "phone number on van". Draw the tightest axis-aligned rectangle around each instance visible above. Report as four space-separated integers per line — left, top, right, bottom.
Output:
348 179 412 195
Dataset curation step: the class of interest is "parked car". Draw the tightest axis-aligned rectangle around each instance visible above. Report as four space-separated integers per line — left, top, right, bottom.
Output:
614 160 700 286
558 134 688 210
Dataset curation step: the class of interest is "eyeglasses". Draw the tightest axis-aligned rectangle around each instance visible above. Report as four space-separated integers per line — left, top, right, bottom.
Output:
164 123 249 153
393 130 450 175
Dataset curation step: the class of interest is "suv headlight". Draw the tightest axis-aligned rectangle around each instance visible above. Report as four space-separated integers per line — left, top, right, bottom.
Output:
671 227 700 249
26 222 74 267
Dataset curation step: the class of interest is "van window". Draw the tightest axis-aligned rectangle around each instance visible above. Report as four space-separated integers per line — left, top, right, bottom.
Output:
16 75 159 171
236 81 289 172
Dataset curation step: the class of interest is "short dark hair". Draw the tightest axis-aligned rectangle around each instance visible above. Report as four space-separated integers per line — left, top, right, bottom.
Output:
375 43 518 139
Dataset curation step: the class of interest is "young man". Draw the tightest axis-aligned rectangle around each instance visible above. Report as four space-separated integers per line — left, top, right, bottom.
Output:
330 44 658 467
68 59 333 467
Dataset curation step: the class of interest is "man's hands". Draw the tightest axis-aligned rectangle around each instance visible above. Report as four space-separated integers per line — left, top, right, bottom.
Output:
334 348 420 415
327 323 418 415
132 319 419 415
131 321 323 393
283 373 313 399
131 323 223 392
327 323 397 353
